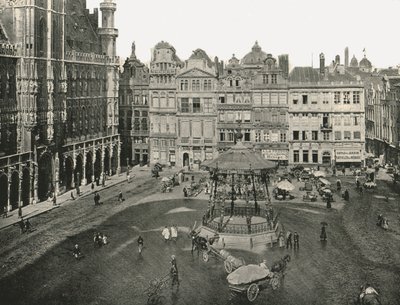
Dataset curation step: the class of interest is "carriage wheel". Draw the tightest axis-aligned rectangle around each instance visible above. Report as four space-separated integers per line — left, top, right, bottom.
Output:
247 283 259 302
270 277 280 290
202 251 209 262
224 260 233 273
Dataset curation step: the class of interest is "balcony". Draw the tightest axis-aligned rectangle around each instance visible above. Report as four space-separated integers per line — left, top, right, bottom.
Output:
320 124 333 132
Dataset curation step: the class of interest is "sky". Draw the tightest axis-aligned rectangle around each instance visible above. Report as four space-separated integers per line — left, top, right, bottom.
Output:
87 0 400 69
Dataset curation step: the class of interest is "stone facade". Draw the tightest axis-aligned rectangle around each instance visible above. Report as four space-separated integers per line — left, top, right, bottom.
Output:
0 0 120 212
119 43 150 166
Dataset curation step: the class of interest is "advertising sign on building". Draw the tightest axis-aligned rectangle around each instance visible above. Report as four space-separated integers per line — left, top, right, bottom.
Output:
335 150 362 162
262 149 289 160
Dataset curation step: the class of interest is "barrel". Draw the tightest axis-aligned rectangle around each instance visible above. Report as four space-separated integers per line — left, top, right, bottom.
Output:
220 249 231 259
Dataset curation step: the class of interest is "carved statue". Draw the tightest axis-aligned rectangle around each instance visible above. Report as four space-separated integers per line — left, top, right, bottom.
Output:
131 41 136 58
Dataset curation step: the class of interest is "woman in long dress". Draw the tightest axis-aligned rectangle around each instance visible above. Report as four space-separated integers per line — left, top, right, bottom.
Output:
162 226 171 242
278 232 285 248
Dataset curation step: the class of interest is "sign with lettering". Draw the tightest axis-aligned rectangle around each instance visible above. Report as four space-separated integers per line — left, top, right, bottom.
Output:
262 149 289 160
335 150 362 162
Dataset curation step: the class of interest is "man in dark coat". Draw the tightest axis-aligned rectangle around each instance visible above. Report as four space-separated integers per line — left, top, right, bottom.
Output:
286 231 293 249
293 232 299 249
170 255 179 288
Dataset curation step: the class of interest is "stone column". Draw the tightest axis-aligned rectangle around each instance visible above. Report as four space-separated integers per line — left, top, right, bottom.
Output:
117 139 121 175
18 169 23 210
54 153 59 196
100 144 105 183
91 146 95 183
7 169 11 212
82 150 87 185
109 144 113 176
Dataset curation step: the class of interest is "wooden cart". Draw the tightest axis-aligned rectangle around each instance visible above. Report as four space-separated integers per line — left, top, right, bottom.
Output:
202 246 246 274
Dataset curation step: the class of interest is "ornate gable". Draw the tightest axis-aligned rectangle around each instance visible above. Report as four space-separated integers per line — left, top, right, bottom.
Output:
176 68 215 79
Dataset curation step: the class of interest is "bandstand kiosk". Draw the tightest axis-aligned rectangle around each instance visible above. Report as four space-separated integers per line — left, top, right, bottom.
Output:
200 141 279 250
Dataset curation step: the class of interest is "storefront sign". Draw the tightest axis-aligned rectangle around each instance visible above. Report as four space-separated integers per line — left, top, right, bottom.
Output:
335 150 362 162
262 149 289 160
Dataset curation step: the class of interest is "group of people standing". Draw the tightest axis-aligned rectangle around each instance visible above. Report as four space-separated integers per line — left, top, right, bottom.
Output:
278 230 300 250
93 232 108 247
162 225 178 242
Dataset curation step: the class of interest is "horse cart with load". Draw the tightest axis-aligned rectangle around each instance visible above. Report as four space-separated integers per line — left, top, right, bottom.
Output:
202 247 246 274
227 255 291 302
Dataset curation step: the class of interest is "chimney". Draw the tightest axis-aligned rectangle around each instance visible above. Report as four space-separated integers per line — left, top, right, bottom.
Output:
319 53 325 75
214 56 219 77
344 47 349 67
335 55 340 65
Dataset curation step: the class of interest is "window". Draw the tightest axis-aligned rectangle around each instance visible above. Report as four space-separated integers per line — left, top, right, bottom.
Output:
354 131 361 140
235 79 240 87
244 112 251 122
193 98 201 113
219 96 225 104
302 95 308 104
293 150 299 163
271 74 277 84
343 116 351 126
293 131 299 140
264 132 270 142
280 133 286 142
219 129 226 141
303 150 309 163
334 116 341 126
353 91 360 104
312 131 318 141
229 80 233 87
302 131 307 140
293 99 298 105
244 129 251 142
354 116 359 126
228 130 235 142
219 112 225 122
204 98 212 113
181 98 189 113
180 81 185 91
343 92 350 104
312 150 318 163
334 92 341 104
255 131 261 142
263 74 269 84
254 111 261 122
272 114 278 123
335 131 341 140
166 123 169 132
344 131 351 140
323 132 330 141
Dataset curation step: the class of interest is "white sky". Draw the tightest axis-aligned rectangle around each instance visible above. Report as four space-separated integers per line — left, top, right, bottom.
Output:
87 0 400 69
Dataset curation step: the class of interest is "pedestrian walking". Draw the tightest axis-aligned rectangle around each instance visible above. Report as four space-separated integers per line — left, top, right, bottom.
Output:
137 235 144 254
102 173 106 187
73 244 82 260
52 195 57 206
278 232 285 248
342 168 346 176
326 196 332 209
344 189 350 201
18 206 22 218
3 206 8 218
170 256 179 288
293 232 299 249
127 171 130 183
91 182 95 192
70 191 75 200
183 187 188 197
25 219 32 233
286 231 292 249
118 191 124 202
19 217 26 234
320 225 327 241
162 226 171 242
171 225 178 242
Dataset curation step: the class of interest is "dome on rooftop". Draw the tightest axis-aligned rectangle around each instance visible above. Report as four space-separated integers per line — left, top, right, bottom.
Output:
241 41 268 66
155 41 174 50
350 55 358 67
359 55 372 69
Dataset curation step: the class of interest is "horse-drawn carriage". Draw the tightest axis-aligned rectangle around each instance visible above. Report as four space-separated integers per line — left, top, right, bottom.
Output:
227 255 291 302
190 230 245 273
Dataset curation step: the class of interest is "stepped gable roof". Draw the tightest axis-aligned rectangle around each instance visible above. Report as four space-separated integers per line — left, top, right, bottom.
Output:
241 41 268 66
350 55 358 67
289 67 358 83
189 48 213 67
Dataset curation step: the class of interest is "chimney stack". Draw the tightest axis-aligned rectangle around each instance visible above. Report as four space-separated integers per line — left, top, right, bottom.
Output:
319 53 325 75
345 47 349 67
278 54 289 79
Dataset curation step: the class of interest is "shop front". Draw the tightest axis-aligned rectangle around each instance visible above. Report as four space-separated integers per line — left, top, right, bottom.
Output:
335 149 363 168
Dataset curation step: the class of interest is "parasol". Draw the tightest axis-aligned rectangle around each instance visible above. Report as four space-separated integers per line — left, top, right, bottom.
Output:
313 171 326 177
319 178 331 185
276 180 295 191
